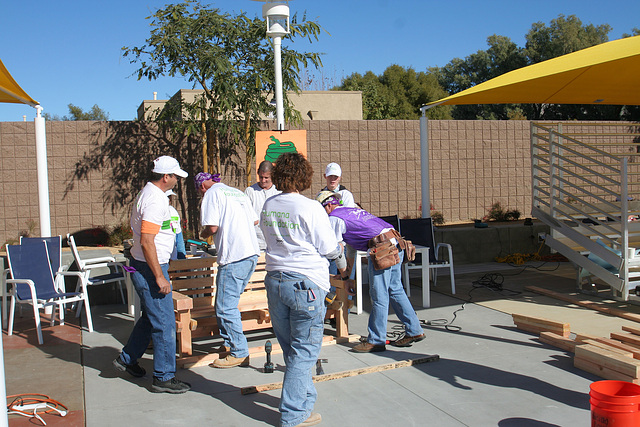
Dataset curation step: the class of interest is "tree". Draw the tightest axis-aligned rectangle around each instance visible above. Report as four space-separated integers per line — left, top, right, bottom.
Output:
43 103 110 121
339 71 392 120
436 35 528 119
436 14 621 120
524 14 610 63
337 65 451 120
123 1 323 187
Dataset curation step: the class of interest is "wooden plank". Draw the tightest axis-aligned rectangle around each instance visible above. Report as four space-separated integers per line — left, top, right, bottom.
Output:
582 340 634 358
574 333 600 344
574 344 640 378
248 270 267 282
610 332 640 349
512 313 570 337
170 270 215 280
539 332 576 352
172 277 216 290
574 356 640 384
514 321 570 338
240 355 440 395
176 311 192 357
512 313 566 328
593 337 640 359
169 257 217 271
191 297 216 309
172 292 193 311
176 290 215 299
329 276 352 339
525 286 640 323
596 337 640 360
237 290 270 311
622 325 640 336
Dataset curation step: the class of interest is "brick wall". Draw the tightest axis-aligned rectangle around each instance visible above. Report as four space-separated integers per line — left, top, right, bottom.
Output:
1 118 535 244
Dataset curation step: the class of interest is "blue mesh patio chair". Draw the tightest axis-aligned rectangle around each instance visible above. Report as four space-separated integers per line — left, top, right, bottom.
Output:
20 235 65 277
6 241 93 344
3 236 65 328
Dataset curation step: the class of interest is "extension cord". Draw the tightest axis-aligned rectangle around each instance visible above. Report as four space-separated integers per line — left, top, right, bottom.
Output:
12 402 68 416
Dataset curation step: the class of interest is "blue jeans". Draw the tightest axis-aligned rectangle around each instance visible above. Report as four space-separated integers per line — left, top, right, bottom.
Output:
367 250 423 345
265 271 327 427
216 255 258 358
120 259 176 381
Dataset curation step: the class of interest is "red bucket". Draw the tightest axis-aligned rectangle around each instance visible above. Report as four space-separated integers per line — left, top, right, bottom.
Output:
590 380 640 426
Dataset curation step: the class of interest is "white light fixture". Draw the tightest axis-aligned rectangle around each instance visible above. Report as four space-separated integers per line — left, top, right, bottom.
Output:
253 0 291 130
262 2 290 38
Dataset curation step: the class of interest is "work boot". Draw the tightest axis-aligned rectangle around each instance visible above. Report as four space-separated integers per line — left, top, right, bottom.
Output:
352 340 386 353
113 355 146 378
151 377 191 394
210 354 250 368
392 333 426 347
214 344 231 353
300 412 322 426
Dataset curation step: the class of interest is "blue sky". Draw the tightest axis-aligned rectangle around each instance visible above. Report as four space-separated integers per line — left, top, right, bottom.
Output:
1 0 638 121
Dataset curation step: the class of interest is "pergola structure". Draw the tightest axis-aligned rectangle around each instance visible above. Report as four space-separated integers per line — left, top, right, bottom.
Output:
1 59 50 238
422 35 640 301
0 57 42 427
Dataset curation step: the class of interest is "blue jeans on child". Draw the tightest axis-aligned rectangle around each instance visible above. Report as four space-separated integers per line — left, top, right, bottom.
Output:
265 271 327 427
366 250 423 345
120 258 176 381
216 255 258 358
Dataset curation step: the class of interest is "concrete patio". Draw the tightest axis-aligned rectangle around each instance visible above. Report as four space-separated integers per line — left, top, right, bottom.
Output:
5 261 640 426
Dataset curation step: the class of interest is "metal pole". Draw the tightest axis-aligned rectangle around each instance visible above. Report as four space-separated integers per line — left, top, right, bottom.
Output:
419 107 430 218
35 106 51 237
621 157 630 300
273 36 285 131
0 328 7 427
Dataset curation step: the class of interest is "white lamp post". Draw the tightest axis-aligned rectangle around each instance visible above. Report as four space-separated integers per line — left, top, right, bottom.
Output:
255 0 291 131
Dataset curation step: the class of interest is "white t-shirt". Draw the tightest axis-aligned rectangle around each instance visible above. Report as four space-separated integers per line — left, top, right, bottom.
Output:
338 188 356 208
201 183 260 266
168 205 182 235
260 192 339 291
168 205 182 260
322 185 356 208
245 182 281 250
130 182 175 264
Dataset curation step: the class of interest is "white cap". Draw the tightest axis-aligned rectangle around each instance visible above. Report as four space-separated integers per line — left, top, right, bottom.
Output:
165 189 176 197
152 156 188 178
325 162 342 177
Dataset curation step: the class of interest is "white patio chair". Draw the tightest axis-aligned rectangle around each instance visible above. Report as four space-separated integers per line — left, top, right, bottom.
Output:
400 217 455 307
67 234 127 315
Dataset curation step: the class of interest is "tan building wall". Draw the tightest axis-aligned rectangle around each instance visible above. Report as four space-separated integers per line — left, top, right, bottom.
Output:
1 119 543 244
137 89 363 121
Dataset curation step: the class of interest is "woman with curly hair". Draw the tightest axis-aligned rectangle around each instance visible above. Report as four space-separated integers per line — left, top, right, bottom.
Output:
260 152 343 427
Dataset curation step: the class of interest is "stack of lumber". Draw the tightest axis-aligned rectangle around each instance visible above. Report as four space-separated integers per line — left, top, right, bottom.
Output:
512 313 640 384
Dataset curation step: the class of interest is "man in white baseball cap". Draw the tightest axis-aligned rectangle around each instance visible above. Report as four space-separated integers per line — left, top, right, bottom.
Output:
321 162 356 208
114 155 190 394
152 155 189 178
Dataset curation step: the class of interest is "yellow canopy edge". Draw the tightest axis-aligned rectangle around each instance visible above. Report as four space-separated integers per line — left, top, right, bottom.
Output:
427 35 640 107
0 58 38 106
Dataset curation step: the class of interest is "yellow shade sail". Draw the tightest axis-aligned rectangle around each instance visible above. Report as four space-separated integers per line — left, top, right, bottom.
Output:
0 58 38 106
426 35 640 108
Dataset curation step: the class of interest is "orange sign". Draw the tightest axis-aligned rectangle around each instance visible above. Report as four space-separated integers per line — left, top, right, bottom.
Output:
255 130 307 173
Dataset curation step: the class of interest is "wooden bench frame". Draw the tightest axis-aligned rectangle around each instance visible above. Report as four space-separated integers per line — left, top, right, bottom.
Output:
171 255 352 367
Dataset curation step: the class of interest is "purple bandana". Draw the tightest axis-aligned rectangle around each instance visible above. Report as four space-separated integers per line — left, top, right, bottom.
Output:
194 172 221 189
321 195 341 207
